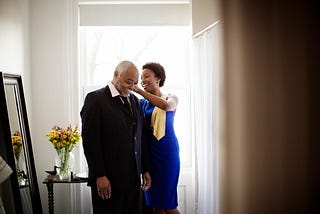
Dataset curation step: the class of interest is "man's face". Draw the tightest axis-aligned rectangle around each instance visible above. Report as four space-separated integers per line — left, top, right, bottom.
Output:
114 66 139 97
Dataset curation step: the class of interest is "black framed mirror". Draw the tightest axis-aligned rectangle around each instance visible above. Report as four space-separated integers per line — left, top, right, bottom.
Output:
0 72 42 214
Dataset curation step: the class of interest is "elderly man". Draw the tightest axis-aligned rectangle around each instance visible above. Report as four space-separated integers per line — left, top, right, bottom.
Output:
81 60 151 214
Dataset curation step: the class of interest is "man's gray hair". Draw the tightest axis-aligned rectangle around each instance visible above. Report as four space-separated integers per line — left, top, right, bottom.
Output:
115 60 137 74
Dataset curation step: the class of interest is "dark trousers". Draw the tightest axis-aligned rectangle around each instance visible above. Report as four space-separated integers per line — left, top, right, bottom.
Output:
91 184 140 214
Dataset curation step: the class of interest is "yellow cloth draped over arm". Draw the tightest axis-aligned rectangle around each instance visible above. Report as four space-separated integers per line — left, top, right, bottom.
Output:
151 95 167 141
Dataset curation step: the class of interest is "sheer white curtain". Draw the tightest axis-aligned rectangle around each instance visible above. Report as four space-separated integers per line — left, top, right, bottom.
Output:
193 23 221 214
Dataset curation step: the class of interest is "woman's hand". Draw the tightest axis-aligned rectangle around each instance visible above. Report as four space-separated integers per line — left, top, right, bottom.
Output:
133 85 142 94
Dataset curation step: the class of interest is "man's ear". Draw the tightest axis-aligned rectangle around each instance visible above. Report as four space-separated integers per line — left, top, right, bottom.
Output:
113 71 119 78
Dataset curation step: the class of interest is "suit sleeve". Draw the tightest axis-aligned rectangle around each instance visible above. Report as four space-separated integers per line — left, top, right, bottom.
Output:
140 101 150 174
80 93 106 179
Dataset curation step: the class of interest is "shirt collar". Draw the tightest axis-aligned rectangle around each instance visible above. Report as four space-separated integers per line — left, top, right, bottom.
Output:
107 81 130 98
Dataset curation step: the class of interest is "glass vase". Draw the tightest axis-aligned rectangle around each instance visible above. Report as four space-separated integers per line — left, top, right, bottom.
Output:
14 153 24 185
56 149 71 180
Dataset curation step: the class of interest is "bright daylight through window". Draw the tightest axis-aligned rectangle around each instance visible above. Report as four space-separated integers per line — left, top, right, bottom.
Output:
80 26 192 166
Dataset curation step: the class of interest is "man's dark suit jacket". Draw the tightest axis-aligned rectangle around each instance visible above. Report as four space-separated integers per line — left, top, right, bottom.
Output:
80 86 149 191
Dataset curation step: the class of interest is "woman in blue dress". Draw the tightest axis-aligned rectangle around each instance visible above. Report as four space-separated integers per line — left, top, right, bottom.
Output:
134 62 180 214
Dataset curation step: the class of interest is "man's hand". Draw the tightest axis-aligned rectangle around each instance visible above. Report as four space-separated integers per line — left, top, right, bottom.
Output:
142 171 151 190
96 176 112 199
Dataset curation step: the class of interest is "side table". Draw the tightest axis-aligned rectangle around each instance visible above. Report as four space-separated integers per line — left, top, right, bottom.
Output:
43 177 88 214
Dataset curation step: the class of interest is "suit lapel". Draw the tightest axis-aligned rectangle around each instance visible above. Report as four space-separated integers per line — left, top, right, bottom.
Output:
116 96 132 116
105 86 136 119
129 95 137 121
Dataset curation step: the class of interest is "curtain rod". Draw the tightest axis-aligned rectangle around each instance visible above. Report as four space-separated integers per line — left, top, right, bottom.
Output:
192 20 219 38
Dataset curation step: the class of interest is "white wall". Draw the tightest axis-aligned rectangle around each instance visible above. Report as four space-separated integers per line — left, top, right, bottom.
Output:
0 0 74 212
30 0 77 213
0 0 32 115
192 0 220 35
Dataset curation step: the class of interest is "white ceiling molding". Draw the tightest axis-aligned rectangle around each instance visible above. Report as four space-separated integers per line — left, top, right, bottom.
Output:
78 0 190 4
79 3 190 26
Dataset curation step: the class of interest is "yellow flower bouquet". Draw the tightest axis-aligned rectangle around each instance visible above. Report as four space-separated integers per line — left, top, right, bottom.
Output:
46 124 81 179
12 130 22 169
12 130 22 158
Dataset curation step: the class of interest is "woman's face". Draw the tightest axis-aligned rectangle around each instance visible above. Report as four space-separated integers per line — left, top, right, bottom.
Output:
140 69 160 93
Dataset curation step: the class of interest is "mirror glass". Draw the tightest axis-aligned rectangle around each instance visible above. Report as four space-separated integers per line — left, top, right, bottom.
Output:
4 83 32 213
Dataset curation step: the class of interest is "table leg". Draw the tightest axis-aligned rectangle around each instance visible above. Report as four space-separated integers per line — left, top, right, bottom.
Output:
46 182 54 214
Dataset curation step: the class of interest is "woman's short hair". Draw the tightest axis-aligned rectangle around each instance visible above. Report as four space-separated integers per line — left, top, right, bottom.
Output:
142 62 166 87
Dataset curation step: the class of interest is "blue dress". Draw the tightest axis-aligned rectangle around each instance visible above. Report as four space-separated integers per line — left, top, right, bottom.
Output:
141 99 180 209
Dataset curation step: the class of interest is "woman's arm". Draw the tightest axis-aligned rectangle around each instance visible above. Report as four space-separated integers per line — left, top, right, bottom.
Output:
133 86 178 111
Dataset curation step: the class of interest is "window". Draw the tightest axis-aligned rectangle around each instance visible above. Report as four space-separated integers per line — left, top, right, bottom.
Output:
79 26 192 166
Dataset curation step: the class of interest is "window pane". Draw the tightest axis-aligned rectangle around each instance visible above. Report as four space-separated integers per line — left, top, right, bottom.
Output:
80 26 192 166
